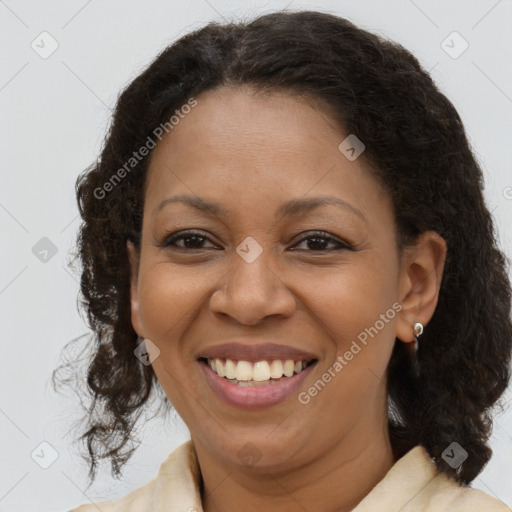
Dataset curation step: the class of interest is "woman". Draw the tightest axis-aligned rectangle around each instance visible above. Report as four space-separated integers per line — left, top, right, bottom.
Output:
60 9 512 511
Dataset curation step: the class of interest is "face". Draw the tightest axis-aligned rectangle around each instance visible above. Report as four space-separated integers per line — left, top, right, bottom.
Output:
128 86 417 472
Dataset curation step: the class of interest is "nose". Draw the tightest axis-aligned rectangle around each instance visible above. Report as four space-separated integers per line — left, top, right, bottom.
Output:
209 247 296 325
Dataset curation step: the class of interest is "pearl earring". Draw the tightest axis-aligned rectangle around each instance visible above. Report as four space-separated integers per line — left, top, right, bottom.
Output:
413 322 423 351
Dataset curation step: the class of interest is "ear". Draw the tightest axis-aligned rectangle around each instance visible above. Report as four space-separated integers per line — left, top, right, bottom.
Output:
395 231 447 344
127 239 144 338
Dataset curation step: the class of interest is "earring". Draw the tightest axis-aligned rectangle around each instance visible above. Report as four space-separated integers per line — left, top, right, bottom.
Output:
413 322 423 352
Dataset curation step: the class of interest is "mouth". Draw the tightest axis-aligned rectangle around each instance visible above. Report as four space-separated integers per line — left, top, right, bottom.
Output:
198 357 317 386
197 354 318 408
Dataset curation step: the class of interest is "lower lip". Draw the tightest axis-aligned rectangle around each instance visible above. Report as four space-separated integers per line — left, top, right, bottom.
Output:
199 360 316 409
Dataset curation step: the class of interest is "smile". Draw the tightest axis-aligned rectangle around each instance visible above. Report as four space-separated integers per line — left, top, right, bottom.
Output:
200 357 315 385
198 357 318 408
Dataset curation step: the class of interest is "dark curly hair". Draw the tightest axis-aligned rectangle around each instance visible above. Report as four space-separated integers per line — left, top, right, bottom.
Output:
52 9 512 489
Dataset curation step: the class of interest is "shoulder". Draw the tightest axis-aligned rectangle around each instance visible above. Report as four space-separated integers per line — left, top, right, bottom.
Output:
353 445 511 512
68 477 157 512
397 447 511 512
422 472 511 512
68 440 202 512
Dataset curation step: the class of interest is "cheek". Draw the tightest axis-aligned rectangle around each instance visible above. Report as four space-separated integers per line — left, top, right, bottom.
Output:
299 272 398 429
136 264 208 415
299 254 399 409
300 254 398 347
137 262 212 342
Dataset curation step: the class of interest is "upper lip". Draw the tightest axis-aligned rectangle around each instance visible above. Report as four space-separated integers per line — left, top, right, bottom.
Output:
197 342 318 362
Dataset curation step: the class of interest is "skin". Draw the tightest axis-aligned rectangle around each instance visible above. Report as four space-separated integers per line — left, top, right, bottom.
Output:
127 86 447 512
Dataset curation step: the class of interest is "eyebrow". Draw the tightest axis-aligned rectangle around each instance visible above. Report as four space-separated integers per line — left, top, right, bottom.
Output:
153 193 367 222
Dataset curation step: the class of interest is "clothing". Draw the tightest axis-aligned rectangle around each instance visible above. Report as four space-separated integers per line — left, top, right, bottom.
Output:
70 440 511 511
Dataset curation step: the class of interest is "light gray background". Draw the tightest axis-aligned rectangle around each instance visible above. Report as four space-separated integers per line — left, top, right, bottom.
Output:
1 1 511 510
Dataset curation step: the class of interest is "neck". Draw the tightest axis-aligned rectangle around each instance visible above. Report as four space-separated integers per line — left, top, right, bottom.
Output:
194 417 396 512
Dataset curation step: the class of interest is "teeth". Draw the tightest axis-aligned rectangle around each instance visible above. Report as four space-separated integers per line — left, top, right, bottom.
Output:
225 359 236 380
283 360 295 377
269 360 283 378
205 358 311 382
215 358 226 377
235 361 253 381
253 361 270 381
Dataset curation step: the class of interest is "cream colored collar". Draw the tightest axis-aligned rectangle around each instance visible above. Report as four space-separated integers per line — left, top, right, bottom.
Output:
147 440 510 511
74 440 510 511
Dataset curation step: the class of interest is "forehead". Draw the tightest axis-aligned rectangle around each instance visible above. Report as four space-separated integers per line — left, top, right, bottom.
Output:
150 85 345 165
144 86 392 227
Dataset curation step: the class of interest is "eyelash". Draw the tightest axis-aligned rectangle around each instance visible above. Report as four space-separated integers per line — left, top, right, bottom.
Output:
158 230 353 252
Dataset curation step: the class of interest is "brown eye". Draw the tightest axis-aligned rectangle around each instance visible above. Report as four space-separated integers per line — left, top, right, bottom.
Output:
158 230 218 250
290 231 353 252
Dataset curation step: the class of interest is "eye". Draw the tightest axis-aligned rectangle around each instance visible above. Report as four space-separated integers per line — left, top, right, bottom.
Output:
290 231 353 252
158 230 218 250
157 229 353 252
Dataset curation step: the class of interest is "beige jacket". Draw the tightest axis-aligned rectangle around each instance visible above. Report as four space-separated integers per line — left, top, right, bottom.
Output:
70 440 511 511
